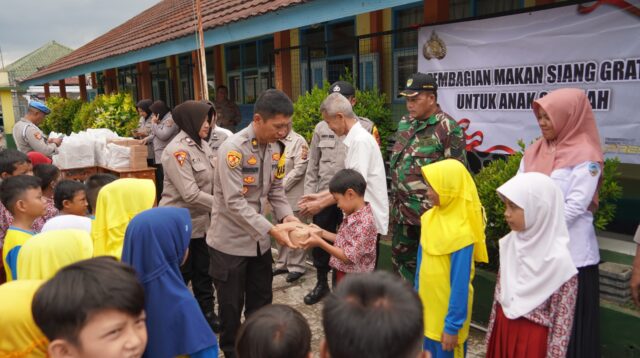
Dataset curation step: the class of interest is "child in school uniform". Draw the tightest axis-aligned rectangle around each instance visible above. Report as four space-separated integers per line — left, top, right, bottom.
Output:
301 169 378 284
0 279 48 357
41 180 92 233
0 176 46 281
416 159 488 358
0 149 33 284
31 257 148 358
235 304 311 358
85 173 118 218
31 164 60 232
91 178 155 259
122 207 219 358
17 229 93 280
485 173 578 358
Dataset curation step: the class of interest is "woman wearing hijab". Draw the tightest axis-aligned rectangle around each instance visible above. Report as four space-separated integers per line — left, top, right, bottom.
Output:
145 100 179 201
134 99 155 167
16 229 93 280
416 159 488 358
203 100 232 158
0 280 48 357
122 207 218 358
159 100 220 332
91 178 155 260
485 173 578 358
520 88 603 358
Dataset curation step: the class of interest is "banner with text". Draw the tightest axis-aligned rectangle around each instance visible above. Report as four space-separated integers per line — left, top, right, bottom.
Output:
418 1 640 163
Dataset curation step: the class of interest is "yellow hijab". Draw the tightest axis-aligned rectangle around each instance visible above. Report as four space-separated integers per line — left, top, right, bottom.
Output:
420 159 488 262
0 280 48 357
17 229 93 280
91 178 155 259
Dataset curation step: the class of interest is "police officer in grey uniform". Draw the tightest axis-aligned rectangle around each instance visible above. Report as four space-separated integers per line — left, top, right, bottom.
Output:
159 100 220 332
203 100 233 158
298 81 379 305
13 101 62 157
206 89 299 358
272 124 309 283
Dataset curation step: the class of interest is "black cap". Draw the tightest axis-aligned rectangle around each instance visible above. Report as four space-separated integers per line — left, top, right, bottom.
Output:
328 81 356 97
399 73 437 97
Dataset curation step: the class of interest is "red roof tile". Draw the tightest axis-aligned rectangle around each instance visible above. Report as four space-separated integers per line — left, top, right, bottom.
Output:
25 0 305 82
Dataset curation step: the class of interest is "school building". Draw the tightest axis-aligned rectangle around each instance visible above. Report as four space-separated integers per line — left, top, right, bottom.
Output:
17 0 568 118
14 0 640 351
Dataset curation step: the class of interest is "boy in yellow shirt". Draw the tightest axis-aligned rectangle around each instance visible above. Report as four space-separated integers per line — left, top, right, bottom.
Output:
1 175 45 280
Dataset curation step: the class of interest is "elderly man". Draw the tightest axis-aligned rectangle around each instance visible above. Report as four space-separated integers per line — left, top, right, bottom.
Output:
390 73 467 283
300 83 382 305
13 101 62 157
299 93 389 293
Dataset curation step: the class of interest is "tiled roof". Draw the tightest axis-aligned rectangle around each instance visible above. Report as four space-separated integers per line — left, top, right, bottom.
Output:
5 41 73 83
24 0 306 82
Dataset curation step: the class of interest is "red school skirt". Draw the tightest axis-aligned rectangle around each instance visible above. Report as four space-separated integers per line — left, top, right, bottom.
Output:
486 305 549 358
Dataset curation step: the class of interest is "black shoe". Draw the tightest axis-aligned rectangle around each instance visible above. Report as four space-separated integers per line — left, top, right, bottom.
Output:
304 280 330 305
272 268 289 276
286 271 304 283
205 311 222 334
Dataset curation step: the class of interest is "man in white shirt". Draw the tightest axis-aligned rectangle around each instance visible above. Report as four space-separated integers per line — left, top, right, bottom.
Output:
299 93 389 236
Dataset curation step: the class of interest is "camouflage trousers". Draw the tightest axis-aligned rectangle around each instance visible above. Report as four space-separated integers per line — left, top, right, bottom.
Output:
391 223 420 283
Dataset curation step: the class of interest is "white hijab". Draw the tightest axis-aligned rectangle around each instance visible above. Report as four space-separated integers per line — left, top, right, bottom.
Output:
497 172 577 319
41 215 92 234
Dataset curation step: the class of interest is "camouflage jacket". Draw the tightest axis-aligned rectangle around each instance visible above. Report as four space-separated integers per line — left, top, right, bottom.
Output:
389 110 467 225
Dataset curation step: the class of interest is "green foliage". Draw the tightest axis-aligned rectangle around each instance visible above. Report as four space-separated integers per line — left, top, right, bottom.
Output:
292 81 330 143
594 158 623 231
353 88 395 156
41 97 83 135
292 68 395 158
474 140 622 271
72 93 139 136
474 141 525 271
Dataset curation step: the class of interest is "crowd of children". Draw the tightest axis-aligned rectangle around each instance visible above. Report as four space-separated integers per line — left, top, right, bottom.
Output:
0 85 616 358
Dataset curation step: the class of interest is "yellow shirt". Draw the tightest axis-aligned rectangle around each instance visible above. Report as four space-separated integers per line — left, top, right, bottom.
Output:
2 227 34 281
0 280 48 357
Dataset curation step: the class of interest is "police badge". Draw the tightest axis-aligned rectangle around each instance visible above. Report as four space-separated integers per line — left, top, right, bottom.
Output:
422 31 447 60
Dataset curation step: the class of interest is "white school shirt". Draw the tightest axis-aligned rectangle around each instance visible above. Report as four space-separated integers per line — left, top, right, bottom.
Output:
343 122 389 235
519 160 601 267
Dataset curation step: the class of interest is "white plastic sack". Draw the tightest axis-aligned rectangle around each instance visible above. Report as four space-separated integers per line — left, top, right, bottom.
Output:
52 133 95 169
106 143 130 168
87 129 118 166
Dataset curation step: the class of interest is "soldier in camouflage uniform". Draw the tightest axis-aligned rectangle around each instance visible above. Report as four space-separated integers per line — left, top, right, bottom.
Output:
390 73 467 282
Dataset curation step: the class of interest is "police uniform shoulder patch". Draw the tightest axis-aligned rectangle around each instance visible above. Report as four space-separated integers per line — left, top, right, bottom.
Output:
173 151 187 166
588 162 600 177
34 132 42 140
247 155 257 165
301 145 309 160
227 150 242 169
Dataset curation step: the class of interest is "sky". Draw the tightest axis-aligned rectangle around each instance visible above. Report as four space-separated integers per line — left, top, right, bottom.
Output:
0 0 160 67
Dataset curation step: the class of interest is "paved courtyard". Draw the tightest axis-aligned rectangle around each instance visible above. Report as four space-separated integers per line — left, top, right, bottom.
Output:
270 258 488 357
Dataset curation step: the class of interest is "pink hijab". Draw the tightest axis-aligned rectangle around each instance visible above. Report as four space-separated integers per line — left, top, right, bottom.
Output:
523 88 604 208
